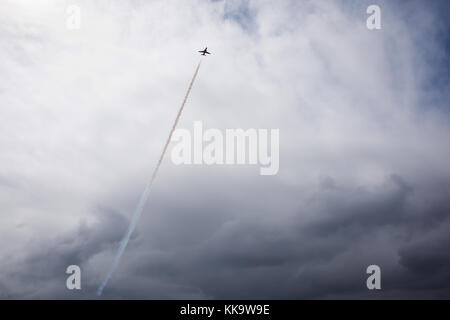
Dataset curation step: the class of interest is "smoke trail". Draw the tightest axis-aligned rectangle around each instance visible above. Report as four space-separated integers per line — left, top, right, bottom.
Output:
97 60 202 296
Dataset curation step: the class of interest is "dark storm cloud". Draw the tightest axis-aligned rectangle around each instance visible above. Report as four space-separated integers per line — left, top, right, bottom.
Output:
74 175 450 299
2 172 450 299
0 209 128 299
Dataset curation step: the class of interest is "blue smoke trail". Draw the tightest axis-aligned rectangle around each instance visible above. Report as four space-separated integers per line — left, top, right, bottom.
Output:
97 60 202 296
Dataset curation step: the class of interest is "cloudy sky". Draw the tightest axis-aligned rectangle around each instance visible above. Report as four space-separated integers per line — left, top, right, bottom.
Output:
0 0 449 299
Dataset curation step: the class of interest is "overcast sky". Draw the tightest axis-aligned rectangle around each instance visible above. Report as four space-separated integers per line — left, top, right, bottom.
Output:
0 0 449 299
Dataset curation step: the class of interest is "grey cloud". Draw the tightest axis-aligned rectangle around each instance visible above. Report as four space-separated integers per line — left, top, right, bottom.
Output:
2 172 450 299
91 174 450 299
0 0 449 299
0 209 128 299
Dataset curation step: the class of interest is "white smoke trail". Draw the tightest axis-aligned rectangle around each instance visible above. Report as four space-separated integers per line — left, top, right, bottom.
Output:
97 60 202 296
